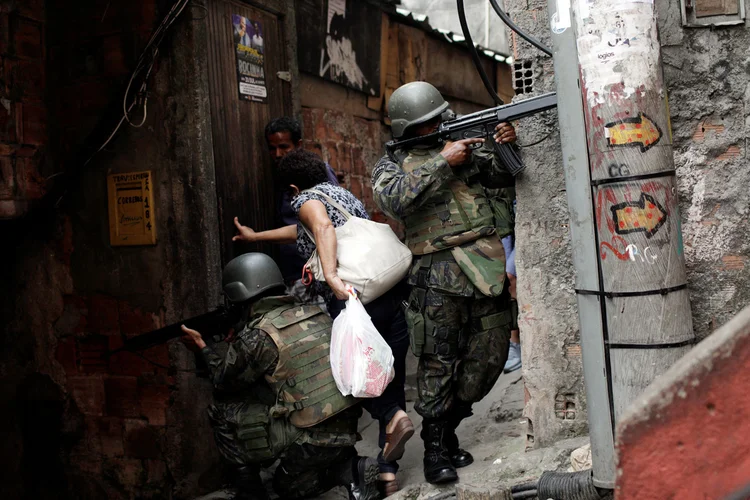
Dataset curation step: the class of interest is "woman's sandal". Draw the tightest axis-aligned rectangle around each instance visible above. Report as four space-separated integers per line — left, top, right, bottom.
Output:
382 412 414 463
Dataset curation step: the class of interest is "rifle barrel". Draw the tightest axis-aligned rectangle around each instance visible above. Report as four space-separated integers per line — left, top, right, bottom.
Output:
386 92 558 155
104 308 231 358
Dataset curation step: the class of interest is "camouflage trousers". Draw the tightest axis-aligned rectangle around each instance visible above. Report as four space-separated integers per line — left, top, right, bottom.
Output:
409 287 512 419
208 402 361 498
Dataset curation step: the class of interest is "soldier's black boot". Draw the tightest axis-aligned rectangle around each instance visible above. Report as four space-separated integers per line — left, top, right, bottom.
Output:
444 404 474 468
234 465 269 500
421 420 458 484
443 426 474 468
337 456 381 500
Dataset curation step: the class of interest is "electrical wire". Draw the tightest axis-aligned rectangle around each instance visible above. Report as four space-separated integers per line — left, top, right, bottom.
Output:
488 0 553 56
122 0 190 128
455 0 527 173
515 125 558 147
512 481 539 493
452 0 559 170
84 0 190 168
456 0 504 105
190 0 208 21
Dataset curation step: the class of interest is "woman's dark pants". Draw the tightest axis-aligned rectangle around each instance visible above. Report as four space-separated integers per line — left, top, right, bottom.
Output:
328 283 410 475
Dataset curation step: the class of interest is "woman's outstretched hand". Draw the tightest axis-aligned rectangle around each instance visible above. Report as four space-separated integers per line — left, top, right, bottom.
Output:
232 217 257 243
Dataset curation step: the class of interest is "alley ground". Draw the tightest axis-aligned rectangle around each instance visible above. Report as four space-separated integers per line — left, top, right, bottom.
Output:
198 355 588 500
319 365 528 499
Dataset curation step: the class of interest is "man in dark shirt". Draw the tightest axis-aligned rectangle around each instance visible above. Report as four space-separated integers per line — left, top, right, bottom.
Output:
235 117 338 303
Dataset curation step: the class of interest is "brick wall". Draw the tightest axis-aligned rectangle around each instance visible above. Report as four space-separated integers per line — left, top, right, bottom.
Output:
46 1 157 156
54 294 173 496
301 106 396 230
0 0 48 218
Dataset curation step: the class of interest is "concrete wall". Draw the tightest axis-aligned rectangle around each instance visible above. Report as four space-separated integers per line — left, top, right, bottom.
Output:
657 0 750 340
616 305 750 499
0 1 224 498
501 0 586 448
506 0 750 448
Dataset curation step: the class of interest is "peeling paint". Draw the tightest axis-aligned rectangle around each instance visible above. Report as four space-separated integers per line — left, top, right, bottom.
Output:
575 3 660 105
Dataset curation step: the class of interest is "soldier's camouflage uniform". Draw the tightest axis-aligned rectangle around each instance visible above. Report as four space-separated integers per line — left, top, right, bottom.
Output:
201 295 362 498
372 144 515 420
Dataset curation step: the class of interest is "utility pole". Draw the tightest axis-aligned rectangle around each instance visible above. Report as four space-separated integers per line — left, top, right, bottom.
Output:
546 0 695 488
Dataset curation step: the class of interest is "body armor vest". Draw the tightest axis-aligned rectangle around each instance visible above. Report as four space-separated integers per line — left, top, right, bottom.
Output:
401 148 495 255
256 302 357 429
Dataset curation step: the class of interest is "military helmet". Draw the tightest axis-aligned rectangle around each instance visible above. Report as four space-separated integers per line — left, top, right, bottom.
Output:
222 253 285 302
388 81 449 139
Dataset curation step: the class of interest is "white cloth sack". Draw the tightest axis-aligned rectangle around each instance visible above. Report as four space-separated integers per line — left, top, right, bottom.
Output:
330 293 395 398
301 189 412 304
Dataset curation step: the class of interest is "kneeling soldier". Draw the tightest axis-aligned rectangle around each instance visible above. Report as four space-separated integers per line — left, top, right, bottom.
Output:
180 252 380 500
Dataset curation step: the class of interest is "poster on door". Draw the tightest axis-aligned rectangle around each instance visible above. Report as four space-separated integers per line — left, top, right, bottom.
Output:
232 14 267 103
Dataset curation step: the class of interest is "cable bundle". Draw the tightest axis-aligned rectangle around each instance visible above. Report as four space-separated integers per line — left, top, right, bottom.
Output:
455 0 556 156
87 0 191 165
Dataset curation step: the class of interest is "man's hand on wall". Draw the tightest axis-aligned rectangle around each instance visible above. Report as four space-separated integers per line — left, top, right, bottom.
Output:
441 138 485 167
493 122 517 144
232 217 258 243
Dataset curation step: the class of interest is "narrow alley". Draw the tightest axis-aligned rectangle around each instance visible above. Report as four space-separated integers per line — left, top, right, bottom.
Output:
1 0 750 499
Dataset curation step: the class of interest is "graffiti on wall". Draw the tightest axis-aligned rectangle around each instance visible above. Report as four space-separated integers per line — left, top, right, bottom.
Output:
596 182 673 261
605 113 661 152
296 0 381 96
625 243 658 264
611 192 667 238
320 1 368 91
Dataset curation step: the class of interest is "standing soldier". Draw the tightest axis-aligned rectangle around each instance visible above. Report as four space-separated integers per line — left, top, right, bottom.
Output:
180 253 380 500
371 82 517 484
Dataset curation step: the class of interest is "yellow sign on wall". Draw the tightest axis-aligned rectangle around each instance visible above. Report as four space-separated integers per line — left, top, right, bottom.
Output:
107 171 156 246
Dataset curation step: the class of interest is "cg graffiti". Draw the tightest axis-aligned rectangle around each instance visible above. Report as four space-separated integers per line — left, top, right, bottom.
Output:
608 163 631 177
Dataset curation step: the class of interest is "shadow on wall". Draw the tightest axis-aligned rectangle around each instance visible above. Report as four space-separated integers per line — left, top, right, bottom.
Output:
16 373 73 499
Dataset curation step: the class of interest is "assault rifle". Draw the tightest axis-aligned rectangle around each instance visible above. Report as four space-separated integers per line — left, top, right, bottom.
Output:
385 92 557 175
103 303 243 358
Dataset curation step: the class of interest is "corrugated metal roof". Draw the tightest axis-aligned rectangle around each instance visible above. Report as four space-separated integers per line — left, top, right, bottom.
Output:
386 5 513 63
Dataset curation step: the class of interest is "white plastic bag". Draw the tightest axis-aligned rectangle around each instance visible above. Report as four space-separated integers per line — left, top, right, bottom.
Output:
330 292 395 398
